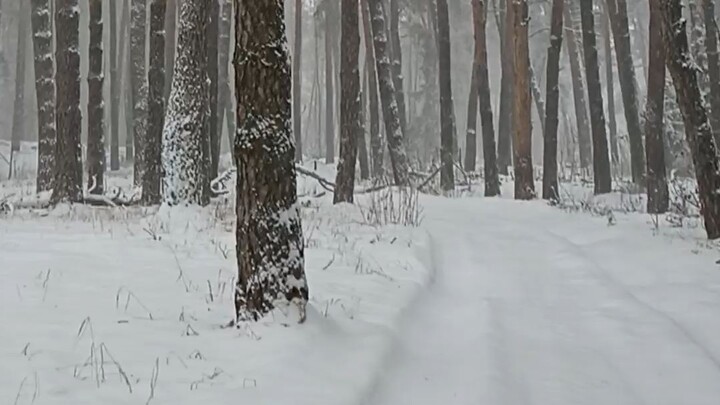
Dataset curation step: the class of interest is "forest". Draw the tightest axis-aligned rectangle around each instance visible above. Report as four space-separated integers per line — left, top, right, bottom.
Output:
2 0 720 404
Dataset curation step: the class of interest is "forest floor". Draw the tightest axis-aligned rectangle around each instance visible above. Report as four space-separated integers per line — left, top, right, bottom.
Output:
2 156 720 404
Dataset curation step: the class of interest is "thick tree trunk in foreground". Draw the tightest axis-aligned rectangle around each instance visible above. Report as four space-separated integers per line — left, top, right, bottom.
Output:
645 0 668 214
543 0 564 200
130 0 148 184
660 0 720 239
10 1 29 180
293 0 303 162
161 0 210 205
87 0 105 194
368 0 410 185
512 0 535 200
607 0 645 183
334 0 362 203
52 0 83 204
564 1 592 171
361 0 383 178
437 0 455 191
497 0 514 175
703 0 720 147
580 0 612 194
32 0 56 191
234 0 309 322
142 0 166 205
207 0 220 179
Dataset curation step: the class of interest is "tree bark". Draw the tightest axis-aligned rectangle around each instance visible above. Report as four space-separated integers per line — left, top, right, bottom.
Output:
218 0 235 151
161 0 210 205
334 0 362 203
437 0 455 191
109 0 120 171
32 0 56 191
580 0 612 194
606 0 645 183
702 0 720 147
645 0 668 214
293 0 303 162
464 44 479 172
389 0 407 136
130 0 148 185
543 0 564 200
564 1 592 171
52 0 83 204
207 0 220 178
164 0 177 103
10 1 29 180
87 0 105 195
602 1 619 170
362 0 383 178
234 0 309 322
324 4 336 164
142 0 166 205
511 0 535 199
477 0 501 196
368 0 410 185
660 0 720 239
497 0 514 175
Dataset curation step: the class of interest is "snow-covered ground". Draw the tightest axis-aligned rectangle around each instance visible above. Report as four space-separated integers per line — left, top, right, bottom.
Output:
3 160 720 404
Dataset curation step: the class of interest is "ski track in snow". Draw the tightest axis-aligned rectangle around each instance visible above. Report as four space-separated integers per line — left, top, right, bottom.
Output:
364 197 720 405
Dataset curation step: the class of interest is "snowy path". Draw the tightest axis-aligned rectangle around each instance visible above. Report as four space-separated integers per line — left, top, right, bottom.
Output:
364 197 720 405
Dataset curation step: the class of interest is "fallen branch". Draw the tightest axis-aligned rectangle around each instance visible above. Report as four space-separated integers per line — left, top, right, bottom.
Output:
296 166 336 192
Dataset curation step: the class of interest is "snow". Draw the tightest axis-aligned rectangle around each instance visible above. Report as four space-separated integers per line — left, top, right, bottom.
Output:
3 163 720 404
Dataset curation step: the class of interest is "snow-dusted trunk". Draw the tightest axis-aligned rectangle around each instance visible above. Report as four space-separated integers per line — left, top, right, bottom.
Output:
334 0 362 204
32 0 56 191
368 0 410 186
109 0 120 171
564 1 592 171
292 0 303 162
87 0 105 195
702 0 720 147
645 0 668 214
142 0 166 205
121 0 133 161
161 0 210 206
511 0 534 200
543 0 564 200
389 0 406 136
217 0 234 151
660 0 720 239
324 4 336 164
233 0 309 322
579 0 612 194
207 0 220 179
606 0 645 183
164 0 177 103
437 0 455 191
602 3 619 169
130 0 148 184
10 1 29 180
361 0 383 178
52 0 83 204
497 0 513 175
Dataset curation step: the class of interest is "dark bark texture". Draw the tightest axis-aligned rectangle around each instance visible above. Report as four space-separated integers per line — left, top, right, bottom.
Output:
564 1 592 170
87 0 105 194
32 0 56 191
390 0 407 136
362 0 383 178
164 0 177 102
543 0 564 200
512 0 535 200
109 0 120 171
130 0 148 184
293 0 303 161
233 0 309 321
437 0 455 191
208 0 221 179
703 0 720 147
497 0 514 175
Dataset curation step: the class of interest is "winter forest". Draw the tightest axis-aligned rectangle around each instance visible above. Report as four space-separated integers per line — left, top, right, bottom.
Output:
3 0 720 403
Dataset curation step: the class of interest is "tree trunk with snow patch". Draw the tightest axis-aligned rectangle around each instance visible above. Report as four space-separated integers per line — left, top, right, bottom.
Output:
32 0 56 191
87 0 105 195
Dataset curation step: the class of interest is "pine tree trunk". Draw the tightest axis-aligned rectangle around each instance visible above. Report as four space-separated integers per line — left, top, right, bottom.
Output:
645 0 668 214
130 0 148 184
602 2 619 170
234 0 309 322
511 0 535 199
218 0 234 151
368 0 410 185
357 78 370 180
334 0 362 203
164 0 177 102
293 0 303 162
32 0 56 191
437 0 455 191
703 0 720 147
10 1 29 180
121 0 133 166
389 0 407 136
87 0 105 194
579 0 612 194
52 0 83 203
324 6 335 164
142 0 166 205
661 0 720 239
476 0 500 196
564 1 592 171
606 0 645 183
529 63 546 136
543 0 564 200
109 0 120 171
161 0 210 205
362 0 383 178
207 0 220 179
464 51 479 172
497 0 514 175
